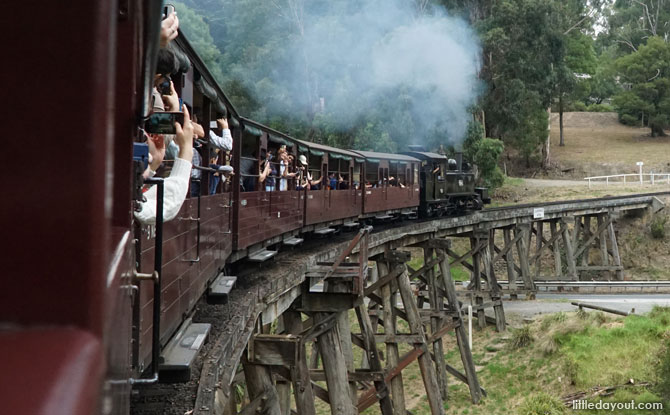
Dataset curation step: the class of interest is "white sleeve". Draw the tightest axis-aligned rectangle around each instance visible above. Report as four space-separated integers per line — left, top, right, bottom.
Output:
134 157 192 226
209 129 233 151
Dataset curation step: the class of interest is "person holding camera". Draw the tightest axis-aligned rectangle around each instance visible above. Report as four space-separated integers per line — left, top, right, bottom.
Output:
135 106 194 225
209 117 233 152
261 150 277 192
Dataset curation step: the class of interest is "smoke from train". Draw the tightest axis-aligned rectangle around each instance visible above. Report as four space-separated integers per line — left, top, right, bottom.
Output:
258 0 483 147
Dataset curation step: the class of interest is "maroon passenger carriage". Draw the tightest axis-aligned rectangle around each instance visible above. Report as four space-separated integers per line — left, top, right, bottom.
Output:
352 151 421 220
1 1 434 414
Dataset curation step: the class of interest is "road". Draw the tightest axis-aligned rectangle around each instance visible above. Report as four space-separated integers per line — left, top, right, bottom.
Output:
500 293 670 319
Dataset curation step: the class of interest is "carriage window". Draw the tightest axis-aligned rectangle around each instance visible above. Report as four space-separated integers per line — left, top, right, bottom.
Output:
327 155 349 190
353 163 361 190
365 162 379 188
389 162 398 187
240 132 259 192
308 154 322 190
394 162 407 188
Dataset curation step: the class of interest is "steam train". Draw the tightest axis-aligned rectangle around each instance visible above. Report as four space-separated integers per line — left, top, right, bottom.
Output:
1 1 487 414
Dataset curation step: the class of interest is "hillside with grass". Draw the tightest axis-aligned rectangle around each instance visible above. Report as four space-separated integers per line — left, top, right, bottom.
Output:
326 307 670 415
550 112 668 179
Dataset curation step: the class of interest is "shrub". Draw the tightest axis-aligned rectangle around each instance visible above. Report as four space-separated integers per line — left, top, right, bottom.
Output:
510 325 534 350
576 307 589 320
569 101 588 111
587 103 615 112
591 311 609 326
464 121 506 190
519 393 566 415
651 216 667 239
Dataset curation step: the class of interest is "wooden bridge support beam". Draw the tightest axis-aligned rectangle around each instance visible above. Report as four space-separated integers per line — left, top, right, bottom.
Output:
424 246 449 400
436 247 483 404
571 213 624 280
284 310 316 415
241 352 282 415
315 311 356 415
608 221 624 280
377 260 406 415
396 266 444 415
503 227 518 299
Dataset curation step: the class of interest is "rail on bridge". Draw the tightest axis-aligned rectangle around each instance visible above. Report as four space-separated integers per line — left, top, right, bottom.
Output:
194 193 666 415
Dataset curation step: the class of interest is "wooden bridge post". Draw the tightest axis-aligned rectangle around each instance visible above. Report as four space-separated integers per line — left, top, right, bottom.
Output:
515 223 535 294
283 309 316 415
484 230 506 332
436 247 483 404
503 227 518 299
377 260 406 415
608 220 624 280
597 214 609 270
550 220 563 280
581 216 592 268
241 352 283 415
354 302 394 415
315 311 357 415
534 221 543 278
395 264 445 415
424 246 449 399
561 218 578 281
470 236 486 329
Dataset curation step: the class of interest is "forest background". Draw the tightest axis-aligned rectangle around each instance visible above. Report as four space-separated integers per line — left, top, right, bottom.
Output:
174 0 670 189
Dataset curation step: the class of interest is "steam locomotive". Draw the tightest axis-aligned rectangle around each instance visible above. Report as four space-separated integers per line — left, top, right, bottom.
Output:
1 2 487 414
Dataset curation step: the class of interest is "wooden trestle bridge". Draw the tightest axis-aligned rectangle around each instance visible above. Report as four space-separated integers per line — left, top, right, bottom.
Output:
194 193 667 415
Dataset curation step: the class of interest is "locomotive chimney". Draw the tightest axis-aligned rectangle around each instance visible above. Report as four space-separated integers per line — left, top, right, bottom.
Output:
455 152 463 171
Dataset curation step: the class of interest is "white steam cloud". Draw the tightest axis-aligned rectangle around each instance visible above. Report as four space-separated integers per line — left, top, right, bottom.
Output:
265 0 482 147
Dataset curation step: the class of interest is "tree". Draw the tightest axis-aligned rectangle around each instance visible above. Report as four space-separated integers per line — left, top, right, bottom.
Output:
463 120 505 188
479 0 564 165
605 0 670 53
614 36 670 136
585 46 621 105
173 2 225 82
556 33 598 146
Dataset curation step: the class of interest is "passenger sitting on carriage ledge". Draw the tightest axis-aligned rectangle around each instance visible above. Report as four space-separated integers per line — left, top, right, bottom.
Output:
135 106 194 225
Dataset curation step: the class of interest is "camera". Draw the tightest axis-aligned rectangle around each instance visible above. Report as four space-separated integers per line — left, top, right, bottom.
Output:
266 153 274 162
158 76 171 95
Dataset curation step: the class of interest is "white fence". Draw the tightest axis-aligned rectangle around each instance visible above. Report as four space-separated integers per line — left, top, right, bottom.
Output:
585 173 670 188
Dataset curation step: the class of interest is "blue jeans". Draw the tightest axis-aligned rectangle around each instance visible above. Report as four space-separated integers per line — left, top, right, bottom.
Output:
190 180 201 198
209 174 221 195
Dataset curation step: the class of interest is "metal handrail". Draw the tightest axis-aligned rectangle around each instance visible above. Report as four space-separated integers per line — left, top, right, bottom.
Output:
132 177 164 384
182 178 201 263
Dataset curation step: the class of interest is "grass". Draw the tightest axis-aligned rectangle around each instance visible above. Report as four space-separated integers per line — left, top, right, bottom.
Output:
394 307 670 415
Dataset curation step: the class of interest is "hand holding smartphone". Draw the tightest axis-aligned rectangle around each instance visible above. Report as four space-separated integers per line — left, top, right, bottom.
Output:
145 112 185 135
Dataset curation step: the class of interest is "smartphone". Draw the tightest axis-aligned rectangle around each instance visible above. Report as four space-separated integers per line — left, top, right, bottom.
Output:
145 112 184 135
163 4 175 19
210 121 218 129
